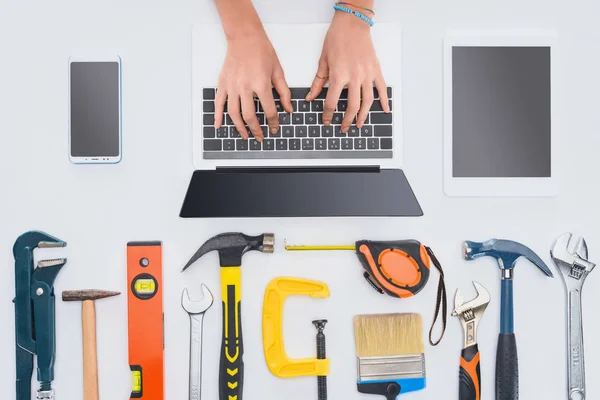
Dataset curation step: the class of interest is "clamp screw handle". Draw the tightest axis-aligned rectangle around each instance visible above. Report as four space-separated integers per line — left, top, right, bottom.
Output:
312 320 328 400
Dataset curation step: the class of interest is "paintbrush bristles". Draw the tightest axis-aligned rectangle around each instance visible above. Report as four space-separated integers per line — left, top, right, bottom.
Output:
354 313 424 358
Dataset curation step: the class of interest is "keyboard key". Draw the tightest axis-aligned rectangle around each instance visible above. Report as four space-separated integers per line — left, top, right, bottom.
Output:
223 139 235 151
236 139 249 150
298 100 310 112
341 138 353 150
374 125 392 137
322 126 334 137
291 88 310 99
308 126 320 137
337 100 347 112
348 126 360 137
203 101 215 112
203 114 215 126
289 139 301 150
332 113 343 125
370 113 393 124
311 101 324 112
335 126 345 137
260 126 268 138
203 127 215 138
203 88 215 100
281 126 294 137
203 139 222 151
256 113 265 125
225 114 233 126
230 127 242 138
295 126 307 137
302 138 314 150
316 138 327 150
279 113 291 124
367 138 379 149
217 127 229 138
316 88 328 99
381 138 393 149
292 113 304 125
354 138 366 149
272 88 280 99
370 100 393 112
263 139 275 150
269 127 281 137
373 87 393 99
361 126 373 137
276 139 288 151
318 113 324 124
249 139 262 150
305 113 317 125
328 138 341 150
340 88 348 99
290 100 298 112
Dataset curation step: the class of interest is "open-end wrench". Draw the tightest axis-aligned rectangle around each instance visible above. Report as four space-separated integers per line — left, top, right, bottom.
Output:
551 233 596 400
182 285 214 400
452 281 491 400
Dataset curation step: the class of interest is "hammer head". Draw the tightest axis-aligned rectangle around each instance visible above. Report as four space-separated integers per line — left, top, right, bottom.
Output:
182 232 274 271
464 238 553 277
62 289 121 302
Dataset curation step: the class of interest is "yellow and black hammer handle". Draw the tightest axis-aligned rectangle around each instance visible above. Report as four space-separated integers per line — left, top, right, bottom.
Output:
220 266 244 400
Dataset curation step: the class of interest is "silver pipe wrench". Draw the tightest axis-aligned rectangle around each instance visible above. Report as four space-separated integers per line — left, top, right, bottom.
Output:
551 233 596 400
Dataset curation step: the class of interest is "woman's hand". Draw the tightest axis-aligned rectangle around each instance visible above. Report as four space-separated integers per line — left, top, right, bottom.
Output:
306 9 389 133
214 27 293 142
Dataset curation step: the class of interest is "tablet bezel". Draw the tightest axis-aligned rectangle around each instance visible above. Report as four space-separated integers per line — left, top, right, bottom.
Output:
443 31 558 197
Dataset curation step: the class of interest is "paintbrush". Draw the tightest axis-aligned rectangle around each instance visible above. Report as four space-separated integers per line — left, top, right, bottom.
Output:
353 313 426 400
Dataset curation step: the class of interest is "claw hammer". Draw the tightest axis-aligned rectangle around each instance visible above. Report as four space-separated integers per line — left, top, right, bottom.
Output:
183 233 274 400
463 239 553 400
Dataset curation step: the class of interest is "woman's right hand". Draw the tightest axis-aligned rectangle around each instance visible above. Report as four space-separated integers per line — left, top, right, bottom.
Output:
214 30 293 142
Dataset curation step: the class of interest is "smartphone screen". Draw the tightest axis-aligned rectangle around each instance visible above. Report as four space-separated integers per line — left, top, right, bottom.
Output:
70 61 120 158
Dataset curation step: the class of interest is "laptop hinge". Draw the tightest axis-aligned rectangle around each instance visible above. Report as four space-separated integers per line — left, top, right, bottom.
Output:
215 165 381 174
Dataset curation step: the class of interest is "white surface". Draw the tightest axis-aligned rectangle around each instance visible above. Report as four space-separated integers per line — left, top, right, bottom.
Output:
192 23 403 169
443 32 559 197
0 1 599 400
69 55 123 164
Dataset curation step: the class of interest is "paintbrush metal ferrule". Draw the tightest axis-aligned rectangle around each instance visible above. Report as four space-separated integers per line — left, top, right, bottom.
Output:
357 354 426 382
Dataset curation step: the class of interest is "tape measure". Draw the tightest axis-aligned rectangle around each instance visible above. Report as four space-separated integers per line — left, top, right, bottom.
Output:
127 241 164 400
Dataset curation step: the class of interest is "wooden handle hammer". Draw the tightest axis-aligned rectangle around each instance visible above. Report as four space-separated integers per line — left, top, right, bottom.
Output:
62 289 120 400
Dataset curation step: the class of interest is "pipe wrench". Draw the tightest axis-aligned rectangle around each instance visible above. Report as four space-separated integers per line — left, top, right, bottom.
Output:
551 233 596 400
13 231 67 400
452 282 490 400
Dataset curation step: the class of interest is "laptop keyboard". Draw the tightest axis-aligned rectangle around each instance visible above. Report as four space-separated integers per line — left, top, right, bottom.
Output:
201 87 393 160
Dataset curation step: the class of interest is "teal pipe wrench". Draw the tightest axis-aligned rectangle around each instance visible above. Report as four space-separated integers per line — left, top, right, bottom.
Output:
14 231 67 400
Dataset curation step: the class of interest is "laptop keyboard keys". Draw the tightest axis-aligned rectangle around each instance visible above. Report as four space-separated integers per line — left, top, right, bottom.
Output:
328 138 340 150
289 139 301 150
354 138 366 149
281 126 294 137
302 138 314 150
279 113 291 125
316 138 327 150
263 139 275 150
308 126 320 137
322 126 334 137
311 101 324 112
367 138 379 149
374 125 392 137
217 127 229 138
295 126 307 137
305 113 317 125
249 139 262 150
292 113 304 125
341 138 353 150
204 139 222 151
236 139 249 150
361 126 373 137
348 126 360 137
298 100 310 112
204 127 215 138
223 139 235 151
381 138 393 149
276 139 288 151
370 113 392 124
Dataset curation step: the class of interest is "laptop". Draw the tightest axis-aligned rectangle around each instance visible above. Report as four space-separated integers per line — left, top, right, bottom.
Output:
181 23 422 218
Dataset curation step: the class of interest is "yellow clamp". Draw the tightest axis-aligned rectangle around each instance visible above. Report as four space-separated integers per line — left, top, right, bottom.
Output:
262 277 330 378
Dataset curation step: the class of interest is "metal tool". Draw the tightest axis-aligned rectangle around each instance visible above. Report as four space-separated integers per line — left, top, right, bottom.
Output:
13 231 67 400
62 289 121 400
183 232 274 400
127 241 164 400
452 282 491 400
262 277 330 379
313 320 328 400
182 285 214 400
551 233 596 400
464 239 553 400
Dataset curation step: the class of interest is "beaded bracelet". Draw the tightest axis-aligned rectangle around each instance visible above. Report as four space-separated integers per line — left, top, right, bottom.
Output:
336 2 375 15
333 3 374 27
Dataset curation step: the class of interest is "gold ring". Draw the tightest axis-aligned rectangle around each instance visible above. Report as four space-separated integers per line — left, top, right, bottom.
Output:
316 75 328 80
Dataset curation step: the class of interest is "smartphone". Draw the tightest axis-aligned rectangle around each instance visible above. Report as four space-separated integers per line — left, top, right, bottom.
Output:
69 56 122 163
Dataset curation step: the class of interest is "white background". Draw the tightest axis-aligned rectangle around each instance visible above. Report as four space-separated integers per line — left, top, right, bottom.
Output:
1 0 599 399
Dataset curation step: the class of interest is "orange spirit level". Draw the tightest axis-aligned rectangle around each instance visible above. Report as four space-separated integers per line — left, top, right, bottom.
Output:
127 241 164 400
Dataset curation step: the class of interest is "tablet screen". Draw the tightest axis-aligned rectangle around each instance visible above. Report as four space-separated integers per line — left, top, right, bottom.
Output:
452 46 551 178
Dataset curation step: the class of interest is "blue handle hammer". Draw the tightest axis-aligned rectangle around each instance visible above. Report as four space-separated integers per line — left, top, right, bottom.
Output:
463 239 553 400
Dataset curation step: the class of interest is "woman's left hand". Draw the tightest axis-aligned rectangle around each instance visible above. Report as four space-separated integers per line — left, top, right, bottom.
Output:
306 10 390 134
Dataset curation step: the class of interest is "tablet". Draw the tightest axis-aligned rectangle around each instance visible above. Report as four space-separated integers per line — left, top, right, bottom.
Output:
444 32 558 197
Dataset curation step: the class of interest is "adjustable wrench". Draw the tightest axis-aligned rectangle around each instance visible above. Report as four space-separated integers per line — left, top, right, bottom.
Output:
551 233 596 400
182 285 214 400
452 281 491 400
